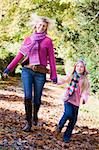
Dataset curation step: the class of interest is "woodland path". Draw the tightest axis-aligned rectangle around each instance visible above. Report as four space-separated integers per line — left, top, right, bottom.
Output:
0 77 99 150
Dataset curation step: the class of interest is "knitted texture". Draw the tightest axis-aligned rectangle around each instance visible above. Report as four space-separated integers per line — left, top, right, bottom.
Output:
20 32 46 65
67 71 81 98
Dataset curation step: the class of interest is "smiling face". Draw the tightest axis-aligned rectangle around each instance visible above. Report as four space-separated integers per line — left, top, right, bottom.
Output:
75 62 85 74
35 21 48 33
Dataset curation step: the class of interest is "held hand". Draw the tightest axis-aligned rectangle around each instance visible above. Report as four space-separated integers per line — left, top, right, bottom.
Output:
52 78 57 84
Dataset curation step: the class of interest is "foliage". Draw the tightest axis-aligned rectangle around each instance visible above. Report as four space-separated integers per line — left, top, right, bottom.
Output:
0 0 98 93
0 50 15 76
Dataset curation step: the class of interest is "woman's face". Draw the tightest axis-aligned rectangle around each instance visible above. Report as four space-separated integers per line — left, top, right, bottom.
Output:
36 21 48 33
76 62 85 74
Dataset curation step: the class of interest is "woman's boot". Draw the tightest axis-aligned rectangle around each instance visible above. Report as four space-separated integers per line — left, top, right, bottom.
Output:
33 105 40 126
22 99 32 132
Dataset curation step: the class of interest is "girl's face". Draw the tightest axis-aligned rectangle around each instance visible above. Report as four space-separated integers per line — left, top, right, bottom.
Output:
36 21 48 33
75 62 85 74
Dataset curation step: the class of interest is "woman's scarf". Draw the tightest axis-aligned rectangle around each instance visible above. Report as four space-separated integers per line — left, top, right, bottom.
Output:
20 32 46 65
30 32 46 54
67 71 81 98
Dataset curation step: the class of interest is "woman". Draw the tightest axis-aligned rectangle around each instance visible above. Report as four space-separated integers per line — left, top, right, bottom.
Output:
3 15 57 132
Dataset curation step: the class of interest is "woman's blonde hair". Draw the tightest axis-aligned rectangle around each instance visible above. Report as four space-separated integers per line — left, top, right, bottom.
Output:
30 13 55 32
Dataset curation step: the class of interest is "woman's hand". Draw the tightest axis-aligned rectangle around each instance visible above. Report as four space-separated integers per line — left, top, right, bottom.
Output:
2 73 9 79
3 68 10 80
52 78 57 84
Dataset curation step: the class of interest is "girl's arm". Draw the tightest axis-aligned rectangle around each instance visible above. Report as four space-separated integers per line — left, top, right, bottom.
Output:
81 80 90 104
57 73 72 85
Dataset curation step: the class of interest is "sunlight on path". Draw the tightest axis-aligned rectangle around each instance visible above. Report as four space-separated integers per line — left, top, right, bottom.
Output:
0 89 23 98
0 100 25 114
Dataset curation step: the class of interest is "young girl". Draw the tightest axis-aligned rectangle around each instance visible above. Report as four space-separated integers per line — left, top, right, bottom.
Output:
56 60 90 142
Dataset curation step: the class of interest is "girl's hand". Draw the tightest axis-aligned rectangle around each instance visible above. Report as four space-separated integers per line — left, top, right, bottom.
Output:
57 76 67 85
82 100 85 104
81 97 86 104
57 73 72 85
57 81 64 85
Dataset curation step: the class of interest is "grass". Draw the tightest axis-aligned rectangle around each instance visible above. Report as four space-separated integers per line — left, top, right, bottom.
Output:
56 65 66 75
79 95 99 128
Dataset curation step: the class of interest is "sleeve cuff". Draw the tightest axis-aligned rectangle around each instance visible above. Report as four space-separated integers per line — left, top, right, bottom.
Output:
52 78 57 83
4 68 10 74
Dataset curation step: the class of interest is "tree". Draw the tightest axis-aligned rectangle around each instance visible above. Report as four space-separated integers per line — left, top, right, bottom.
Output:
0 0 98 93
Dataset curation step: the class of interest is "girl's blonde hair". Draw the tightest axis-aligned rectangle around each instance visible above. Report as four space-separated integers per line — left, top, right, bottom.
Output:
81 75 89 93
67 60 89 93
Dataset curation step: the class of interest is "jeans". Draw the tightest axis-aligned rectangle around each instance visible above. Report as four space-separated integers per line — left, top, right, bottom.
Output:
58 102 79 140
21 67 46 106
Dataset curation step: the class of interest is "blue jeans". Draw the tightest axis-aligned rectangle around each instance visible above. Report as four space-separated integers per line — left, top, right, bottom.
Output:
58 102 79 141
21 67 46 106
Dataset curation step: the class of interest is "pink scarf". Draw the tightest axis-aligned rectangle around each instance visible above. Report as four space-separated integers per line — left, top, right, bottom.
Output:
20 32 46 65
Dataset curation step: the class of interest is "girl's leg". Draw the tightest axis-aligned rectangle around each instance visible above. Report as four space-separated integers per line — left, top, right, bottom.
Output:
57 102 72 132
33 72 46 125
63 105 79 142
21 67 33 131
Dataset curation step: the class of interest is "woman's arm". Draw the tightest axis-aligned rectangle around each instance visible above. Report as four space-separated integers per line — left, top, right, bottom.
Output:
4 52 24 74
47 39 57 81
3 36 32 75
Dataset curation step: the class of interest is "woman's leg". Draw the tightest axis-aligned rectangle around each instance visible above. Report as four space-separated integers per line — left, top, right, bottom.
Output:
21 67 33 131
33 72 46 125
63 104 79 142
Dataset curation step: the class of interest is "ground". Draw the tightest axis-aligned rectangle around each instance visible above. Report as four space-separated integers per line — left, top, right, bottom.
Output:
0 77 99 150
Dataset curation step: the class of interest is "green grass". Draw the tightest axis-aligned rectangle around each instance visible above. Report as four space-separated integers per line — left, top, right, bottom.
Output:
79 95 99 128
56 65 66 75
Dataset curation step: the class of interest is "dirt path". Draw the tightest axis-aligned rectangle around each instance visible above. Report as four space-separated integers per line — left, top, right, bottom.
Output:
0 77 99 149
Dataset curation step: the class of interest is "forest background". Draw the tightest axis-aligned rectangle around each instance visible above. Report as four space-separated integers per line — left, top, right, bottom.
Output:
0 0 99 149
0 0 99 94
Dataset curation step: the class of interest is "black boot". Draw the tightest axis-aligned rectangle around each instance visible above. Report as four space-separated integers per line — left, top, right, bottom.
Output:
22 99 32 132
22 120 32 132
33 105 40 126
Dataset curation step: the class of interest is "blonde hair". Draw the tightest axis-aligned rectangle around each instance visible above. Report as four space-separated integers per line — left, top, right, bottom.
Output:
66 59 89 94
81 75 89 93
30 13 56 31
